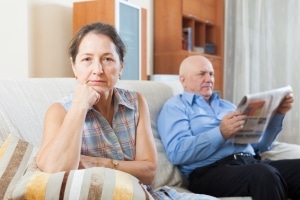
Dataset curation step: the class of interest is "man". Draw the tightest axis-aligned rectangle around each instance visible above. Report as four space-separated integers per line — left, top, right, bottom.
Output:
157 55 300 199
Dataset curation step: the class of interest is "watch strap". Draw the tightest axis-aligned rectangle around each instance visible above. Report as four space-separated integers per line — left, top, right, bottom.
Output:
111 159 119 169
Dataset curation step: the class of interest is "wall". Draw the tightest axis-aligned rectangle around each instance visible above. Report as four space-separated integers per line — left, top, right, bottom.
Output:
0 0 153 78
29 0 74 77
0 1 29 78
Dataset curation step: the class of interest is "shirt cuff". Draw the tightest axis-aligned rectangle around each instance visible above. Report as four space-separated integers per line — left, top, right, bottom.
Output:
271 113 285 126
207 127 226 148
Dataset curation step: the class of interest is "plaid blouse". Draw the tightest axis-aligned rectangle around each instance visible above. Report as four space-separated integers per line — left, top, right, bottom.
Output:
59 87 138 160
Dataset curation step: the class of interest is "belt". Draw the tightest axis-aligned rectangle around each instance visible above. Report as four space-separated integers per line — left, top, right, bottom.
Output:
193 153 256 175
232 152 253 160
218 152 254 163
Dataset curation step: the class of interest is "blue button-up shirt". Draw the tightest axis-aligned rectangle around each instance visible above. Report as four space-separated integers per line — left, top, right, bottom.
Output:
157 91 284 177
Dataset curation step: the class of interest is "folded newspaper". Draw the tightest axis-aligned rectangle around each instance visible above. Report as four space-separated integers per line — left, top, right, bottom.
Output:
233 85 293 144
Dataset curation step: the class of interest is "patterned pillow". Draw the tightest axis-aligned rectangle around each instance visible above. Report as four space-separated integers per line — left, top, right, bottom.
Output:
0 134 37 200
11 167 151 200
1 134 152 200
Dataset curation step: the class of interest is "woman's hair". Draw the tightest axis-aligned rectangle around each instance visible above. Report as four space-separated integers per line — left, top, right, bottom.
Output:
68 22 126 64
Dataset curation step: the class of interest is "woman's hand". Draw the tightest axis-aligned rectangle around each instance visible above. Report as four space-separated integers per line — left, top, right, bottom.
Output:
73 82 100 110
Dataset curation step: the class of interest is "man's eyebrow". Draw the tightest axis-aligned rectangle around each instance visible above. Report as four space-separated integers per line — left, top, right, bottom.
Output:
199 70 211 73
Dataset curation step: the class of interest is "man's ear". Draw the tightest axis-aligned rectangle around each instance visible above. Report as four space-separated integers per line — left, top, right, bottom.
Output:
179 75 185 84
179 75 187 89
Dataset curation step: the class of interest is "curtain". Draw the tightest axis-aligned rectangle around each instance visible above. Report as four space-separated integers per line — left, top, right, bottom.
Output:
224 0 300 144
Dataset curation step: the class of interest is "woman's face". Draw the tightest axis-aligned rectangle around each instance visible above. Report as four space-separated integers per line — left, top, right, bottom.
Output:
72 32 123 94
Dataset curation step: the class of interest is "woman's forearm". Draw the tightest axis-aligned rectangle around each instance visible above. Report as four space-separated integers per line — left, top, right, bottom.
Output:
80 155 157 185
37 103 88 172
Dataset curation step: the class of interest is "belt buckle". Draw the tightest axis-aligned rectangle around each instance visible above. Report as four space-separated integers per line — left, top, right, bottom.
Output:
234 152 251 159
233 153 245 160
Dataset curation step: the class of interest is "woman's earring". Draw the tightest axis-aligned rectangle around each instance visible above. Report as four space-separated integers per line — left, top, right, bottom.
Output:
119 74 122 80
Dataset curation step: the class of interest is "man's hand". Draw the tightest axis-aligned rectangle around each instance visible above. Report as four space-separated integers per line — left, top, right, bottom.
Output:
277 93 294 115
219 110 247 140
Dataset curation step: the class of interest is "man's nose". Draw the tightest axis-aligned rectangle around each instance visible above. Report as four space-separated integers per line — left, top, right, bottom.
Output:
205 73 212 81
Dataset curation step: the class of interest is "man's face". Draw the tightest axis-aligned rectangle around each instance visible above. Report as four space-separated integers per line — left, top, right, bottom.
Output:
182 60 215 101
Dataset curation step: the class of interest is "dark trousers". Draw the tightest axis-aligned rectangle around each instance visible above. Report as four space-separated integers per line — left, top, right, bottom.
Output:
188 156 300 200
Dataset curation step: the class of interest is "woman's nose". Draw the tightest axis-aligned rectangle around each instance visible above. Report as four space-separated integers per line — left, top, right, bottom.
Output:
92 61 103 74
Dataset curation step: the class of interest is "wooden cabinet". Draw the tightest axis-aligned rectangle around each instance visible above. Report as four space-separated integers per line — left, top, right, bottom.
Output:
154 0 224 95
73 0 115 34
209 57 222 93
73 0 148 80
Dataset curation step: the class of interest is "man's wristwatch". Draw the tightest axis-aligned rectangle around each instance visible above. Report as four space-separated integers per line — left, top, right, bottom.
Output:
111 159 119 169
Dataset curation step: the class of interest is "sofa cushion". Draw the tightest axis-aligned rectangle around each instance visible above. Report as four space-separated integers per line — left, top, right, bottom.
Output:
261 141 300 160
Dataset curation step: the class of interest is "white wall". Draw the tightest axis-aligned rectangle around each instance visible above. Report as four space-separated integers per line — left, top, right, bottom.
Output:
28 0 74 77
0 0 153 78
0 1 29 78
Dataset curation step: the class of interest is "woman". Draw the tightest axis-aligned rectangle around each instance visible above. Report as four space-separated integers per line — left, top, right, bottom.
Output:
36 22 217 200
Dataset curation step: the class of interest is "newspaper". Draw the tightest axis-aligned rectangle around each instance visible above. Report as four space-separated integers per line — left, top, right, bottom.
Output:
233 85 293 144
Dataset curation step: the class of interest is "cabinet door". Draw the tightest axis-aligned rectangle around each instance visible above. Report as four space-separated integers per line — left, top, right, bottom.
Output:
182 0 217 23
154 0 182 52
200 0 217 23
154 52 188 74
117 2 140 80
182 0 202 19
73 0 115 34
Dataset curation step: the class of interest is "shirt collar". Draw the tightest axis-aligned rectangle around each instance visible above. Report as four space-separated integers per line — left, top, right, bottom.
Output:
113 88 135 110
182 91 219 105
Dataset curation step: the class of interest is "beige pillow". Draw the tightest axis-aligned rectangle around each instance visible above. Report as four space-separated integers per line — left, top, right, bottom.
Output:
1 134 152 200
11 167 151 200
0 134 37 200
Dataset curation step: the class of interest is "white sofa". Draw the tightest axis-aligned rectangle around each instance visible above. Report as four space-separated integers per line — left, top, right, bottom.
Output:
1 78 300 199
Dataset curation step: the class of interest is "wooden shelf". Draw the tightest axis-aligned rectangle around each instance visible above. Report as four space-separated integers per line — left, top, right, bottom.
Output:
154 0 224 95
